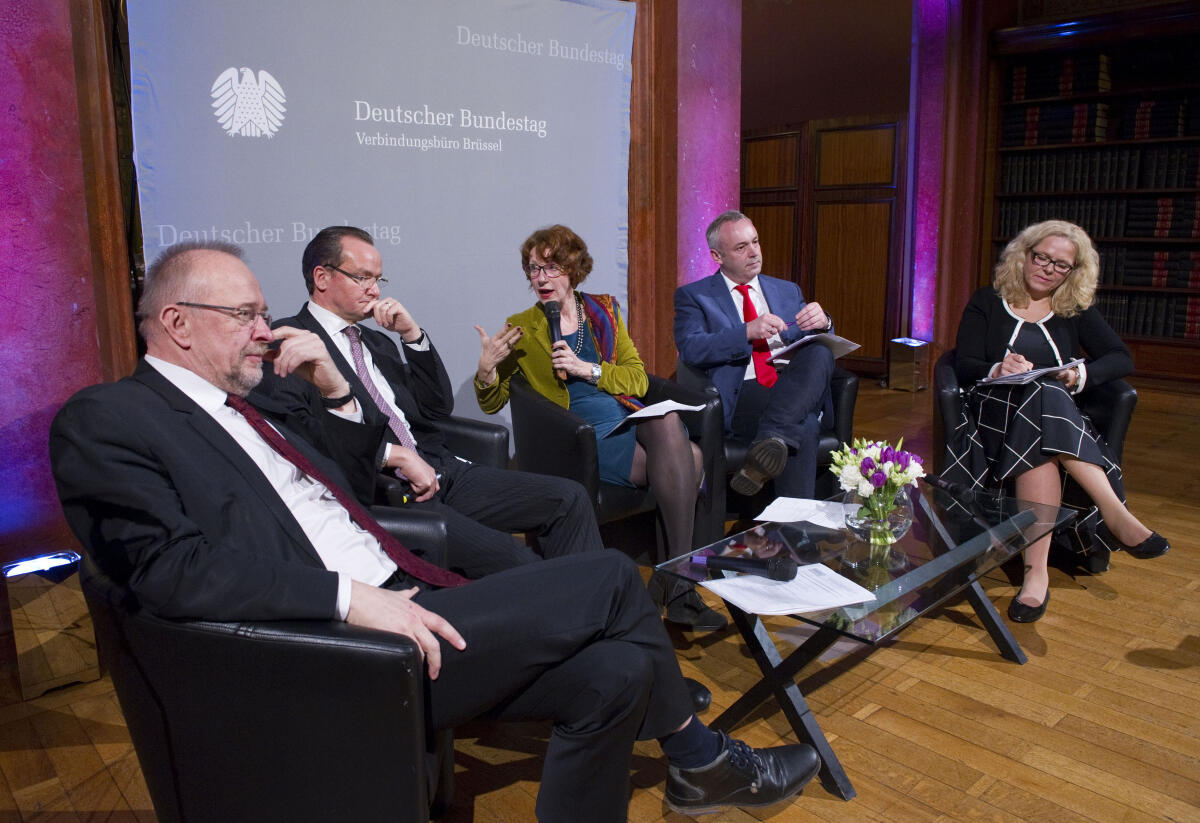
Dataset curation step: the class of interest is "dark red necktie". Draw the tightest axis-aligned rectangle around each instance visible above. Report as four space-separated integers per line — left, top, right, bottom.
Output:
225 394 467 588
734 283 778 388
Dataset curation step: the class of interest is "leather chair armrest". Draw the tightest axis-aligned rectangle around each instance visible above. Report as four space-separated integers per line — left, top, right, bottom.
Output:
674 358 721 399
440 415 510 469
371 504 450 569
931 349 963 474
829 367 858 443
80 554 439 823
644 374 726 545
509 374 600 501
1078 378 1137 465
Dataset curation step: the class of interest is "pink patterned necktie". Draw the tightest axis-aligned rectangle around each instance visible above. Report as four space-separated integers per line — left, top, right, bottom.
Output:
343 325 419 452
734 284 778 388
224 393 467 588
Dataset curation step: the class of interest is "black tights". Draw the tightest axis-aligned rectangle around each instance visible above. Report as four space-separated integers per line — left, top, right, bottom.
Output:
632 413 702 561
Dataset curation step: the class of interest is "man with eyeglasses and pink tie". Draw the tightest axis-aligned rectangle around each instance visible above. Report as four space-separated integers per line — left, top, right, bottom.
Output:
272 225 607 580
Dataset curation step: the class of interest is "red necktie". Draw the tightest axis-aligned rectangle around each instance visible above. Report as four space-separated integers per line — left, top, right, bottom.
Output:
734 284 778 388
225 393 468 588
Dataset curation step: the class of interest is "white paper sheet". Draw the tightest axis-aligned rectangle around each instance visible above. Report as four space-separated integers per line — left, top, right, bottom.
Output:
699 563 876 616
768 332 860 362
602 399 707 437
977 357 1084 386
754 498 851 530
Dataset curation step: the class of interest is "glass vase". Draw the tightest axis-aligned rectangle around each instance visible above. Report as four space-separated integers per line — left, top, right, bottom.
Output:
843 487 914 549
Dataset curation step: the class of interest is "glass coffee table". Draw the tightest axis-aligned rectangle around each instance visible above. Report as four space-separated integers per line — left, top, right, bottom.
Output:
657 486 1074 801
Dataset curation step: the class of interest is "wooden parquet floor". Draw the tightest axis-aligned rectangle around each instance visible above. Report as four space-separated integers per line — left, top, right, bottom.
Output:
1 383 1197 822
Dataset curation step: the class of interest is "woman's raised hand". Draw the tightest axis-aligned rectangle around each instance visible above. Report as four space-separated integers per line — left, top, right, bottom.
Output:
475 322 523 385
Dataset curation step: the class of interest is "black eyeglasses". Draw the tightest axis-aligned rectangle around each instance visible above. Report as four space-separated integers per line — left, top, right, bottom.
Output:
175 302 272 327
324 263 388 289
525 262 565 278
1029 250 1075 276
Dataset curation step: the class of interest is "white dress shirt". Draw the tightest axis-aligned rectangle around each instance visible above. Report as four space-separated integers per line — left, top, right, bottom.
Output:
145 356 397 619
720 271 787 380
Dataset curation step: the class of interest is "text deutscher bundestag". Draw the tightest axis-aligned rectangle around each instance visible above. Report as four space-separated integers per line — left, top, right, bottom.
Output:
354 100 545 153
350 24 626 153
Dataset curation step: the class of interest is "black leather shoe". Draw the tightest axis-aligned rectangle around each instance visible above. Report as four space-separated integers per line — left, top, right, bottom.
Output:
1007 589 1049 623
665 589 729 633
666 732 820 815
731 436 788 497
684 677 712 713
1096 522 1170 560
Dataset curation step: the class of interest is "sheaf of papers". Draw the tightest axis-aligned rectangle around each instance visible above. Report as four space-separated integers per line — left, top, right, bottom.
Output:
603 399 706 437
699 563 876 616
754 498 851 530
977 357 1084 386
768 332 860 362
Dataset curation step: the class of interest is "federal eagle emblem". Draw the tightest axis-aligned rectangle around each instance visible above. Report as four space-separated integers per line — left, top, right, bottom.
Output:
211 67 286 138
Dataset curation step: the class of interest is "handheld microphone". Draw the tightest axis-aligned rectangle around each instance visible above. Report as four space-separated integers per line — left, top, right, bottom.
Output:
690 553 798 581
543 301 567 380
920 474 977 501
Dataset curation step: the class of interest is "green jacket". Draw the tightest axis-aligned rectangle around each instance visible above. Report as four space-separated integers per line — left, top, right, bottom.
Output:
475 293 648 414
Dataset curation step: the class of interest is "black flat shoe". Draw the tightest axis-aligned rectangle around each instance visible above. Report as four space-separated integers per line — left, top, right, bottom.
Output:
1008 589 1049 623
684 677 712 713
1096 523 1170 560
665 589 729 633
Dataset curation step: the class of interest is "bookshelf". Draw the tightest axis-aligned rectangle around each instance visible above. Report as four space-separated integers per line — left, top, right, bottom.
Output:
989 8 1200 382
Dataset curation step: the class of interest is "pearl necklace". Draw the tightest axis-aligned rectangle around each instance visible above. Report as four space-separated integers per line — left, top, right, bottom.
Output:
571 297 585 355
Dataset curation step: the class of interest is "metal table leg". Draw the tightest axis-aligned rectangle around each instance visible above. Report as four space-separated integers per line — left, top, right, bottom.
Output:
711 603 857 800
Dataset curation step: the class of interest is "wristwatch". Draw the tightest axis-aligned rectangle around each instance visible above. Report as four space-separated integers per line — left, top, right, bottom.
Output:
320 391 354 408
589 363 602 385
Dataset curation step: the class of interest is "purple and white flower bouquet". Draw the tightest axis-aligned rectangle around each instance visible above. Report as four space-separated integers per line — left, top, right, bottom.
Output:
830 438 925 546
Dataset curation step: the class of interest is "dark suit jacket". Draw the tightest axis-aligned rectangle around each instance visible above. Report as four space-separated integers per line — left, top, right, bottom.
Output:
674 271 814 430
273 303 456 463
49 361 388 622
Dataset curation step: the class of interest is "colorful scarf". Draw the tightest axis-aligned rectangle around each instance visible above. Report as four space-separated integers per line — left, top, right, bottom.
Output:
579 292 645 412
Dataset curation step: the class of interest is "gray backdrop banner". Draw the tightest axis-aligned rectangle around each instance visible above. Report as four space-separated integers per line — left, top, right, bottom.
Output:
129 0 635 424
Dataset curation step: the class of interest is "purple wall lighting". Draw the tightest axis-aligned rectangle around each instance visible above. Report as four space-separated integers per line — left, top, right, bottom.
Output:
908 0 952 342
1 0 106 564
676 1 741 286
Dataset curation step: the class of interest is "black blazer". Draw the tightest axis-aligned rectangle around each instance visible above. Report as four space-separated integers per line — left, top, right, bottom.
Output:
954 287 1133 389
49 361 388 622
273 303 456 463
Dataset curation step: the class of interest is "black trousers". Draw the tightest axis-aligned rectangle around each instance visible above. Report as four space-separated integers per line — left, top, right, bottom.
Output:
407 459 605 578
729 344 835 498
415 550 693 823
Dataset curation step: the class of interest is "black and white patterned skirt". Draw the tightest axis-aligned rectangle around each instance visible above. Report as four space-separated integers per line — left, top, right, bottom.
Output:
941 378 1124 564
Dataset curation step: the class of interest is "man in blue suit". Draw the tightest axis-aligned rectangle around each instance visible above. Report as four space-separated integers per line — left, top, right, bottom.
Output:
674 211 834 499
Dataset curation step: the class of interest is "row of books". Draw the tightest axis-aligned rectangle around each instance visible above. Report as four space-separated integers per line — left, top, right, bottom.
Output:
1006 54 1110 101
997 195 1200 239
1001 103 1109 147
1097 246 1200 287
1000 145 1200 193
1002 98 1200 147
1118 97 1200 140
1094 292 1200 340
1125 195 1200 238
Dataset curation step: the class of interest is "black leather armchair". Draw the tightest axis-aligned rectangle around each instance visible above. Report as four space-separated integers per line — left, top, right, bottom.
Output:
674 358 860 511
932 347 1137 474
507 372 726 556
440 414 510 469
80 506 453 823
